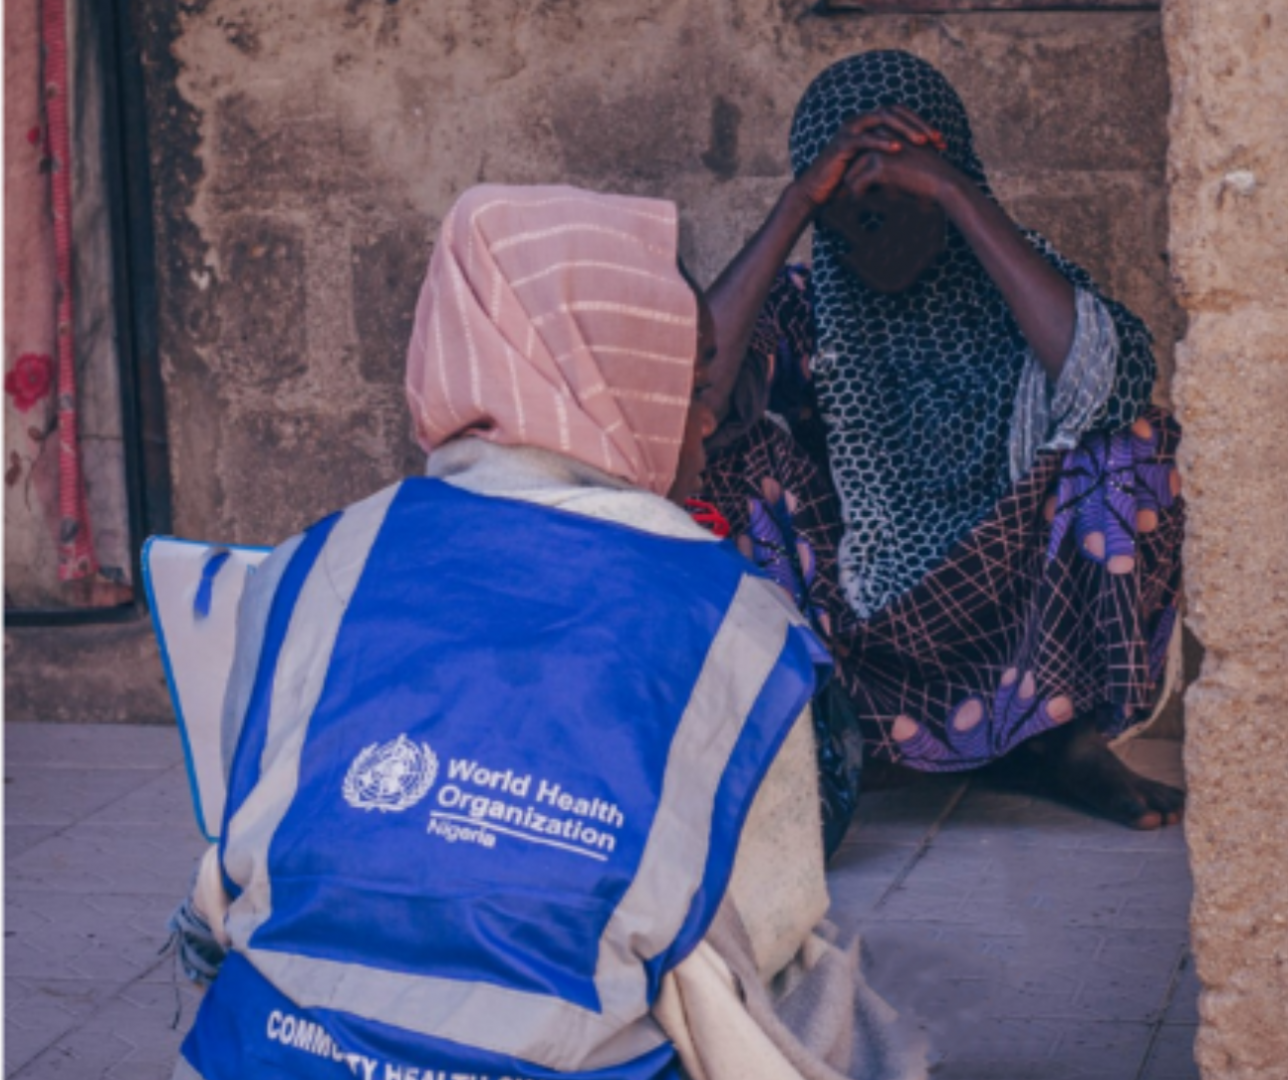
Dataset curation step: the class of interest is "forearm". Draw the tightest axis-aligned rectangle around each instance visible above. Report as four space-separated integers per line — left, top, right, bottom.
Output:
705 184 817 420
939 178 1076 380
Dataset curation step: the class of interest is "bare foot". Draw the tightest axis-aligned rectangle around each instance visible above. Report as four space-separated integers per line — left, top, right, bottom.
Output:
1028 714 1185 830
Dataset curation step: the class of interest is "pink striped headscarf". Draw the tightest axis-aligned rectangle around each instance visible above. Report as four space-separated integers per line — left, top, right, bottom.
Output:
406 185 698 497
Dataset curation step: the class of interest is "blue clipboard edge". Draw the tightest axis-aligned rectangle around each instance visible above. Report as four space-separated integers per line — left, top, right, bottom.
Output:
142 535 272 843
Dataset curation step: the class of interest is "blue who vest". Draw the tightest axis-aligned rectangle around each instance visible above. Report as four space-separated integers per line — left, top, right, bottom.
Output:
176 479 827 1080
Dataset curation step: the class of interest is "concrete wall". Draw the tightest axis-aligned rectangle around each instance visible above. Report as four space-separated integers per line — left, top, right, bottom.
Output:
132 0 1178 547
5 6 1179 703
1165 2 1288 1077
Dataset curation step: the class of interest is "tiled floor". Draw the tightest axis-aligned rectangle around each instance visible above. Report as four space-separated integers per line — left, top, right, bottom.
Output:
5 724 206 1080
3 724 1198 1079
828 738 1198 1080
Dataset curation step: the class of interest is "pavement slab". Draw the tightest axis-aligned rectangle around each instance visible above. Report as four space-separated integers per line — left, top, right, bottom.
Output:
1163 952 1201 1026
4 723 206 1080
1140 1025 1201 1080
4 722 1198 1079
827 738 1197 1080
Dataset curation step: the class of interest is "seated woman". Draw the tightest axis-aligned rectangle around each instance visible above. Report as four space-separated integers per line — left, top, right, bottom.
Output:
696 51 1185 830
170 186 922 1080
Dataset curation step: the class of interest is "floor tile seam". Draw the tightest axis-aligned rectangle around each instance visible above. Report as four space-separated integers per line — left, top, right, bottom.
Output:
3 770 190 853
1151 945 1191 1016
3 753 182 771
4 975 157 989
953 1012 1182 1024
4 1002 110 1076
928 837 1178 848
11 824 200 837
837 837 925 849
872 779 972 912
1131 943 1192 1080
861 911 1189 925
5 824 204 835
5 885 188 895
10 834 202 839
4 819 79 831
929 838 1188 852
4 886 190 899
6 952 179 1076
984 1018 1158 1027
4 724 176 736
4 763 180 772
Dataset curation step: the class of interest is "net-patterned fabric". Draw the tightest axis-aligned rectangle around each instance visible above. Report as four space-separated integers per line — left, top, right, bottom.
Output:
789 51 1156 618
700 403 1184 772
693 419 861 842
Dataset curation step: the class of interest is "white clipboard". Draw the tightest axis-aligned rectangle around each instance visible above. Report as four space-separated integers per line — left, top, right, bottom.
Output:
142 536 271 841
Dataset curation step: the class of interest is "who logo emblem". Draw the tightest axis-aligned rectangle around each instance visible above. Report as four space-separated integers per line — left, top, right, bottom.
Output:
342 734 438 813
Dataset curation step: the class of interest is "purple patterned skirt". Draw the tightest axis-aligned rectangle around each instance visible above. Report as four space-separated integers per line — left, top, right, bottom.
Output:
696 408 1184 772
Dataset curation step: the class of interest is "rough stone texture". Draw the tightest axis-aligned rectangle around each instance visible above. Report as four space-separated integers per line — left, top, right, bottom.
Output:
123 1 1179 549
1164 2 1288 1078
4 622 172 725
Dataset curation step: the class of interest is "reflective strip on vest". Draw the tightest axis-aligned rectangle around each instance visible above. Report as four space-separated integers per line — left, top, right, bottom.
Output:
180 479 826 1080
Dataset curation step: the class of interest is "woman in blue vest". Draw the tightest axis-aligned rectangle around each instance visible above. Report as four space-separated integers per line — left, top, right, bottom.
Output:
171 186 920 1080
695 51 1185 831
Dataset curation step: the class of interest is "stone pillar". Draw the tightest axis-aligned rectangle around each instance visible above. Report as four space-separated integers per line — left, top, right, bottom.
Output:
1164 3 1288 1077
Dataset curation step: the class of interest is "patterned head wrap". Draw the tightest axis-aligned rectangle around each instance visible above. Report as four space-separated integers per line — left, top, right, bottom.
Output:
406 185 698 497
788 51 1150 618
790 49 991 193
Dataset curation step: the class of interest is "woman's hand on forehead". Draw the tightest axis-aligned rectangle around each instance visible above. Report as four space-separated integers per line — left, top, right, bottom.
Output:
791 106 946 211
840 137 961 208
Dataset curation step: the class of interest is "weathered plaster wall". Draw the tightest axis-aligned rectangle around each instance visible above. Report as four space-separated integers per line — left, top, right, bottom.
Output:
1165 2 1288 1077
131 0 1178 547
5 3 1181 721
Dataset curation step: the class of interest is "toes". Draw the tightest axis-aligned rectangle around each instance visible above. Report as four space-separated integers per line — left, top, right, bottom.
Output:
1062 762 1158 828
1103 788 1161 830
1042 724 1187 830
1139 778 1187 824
